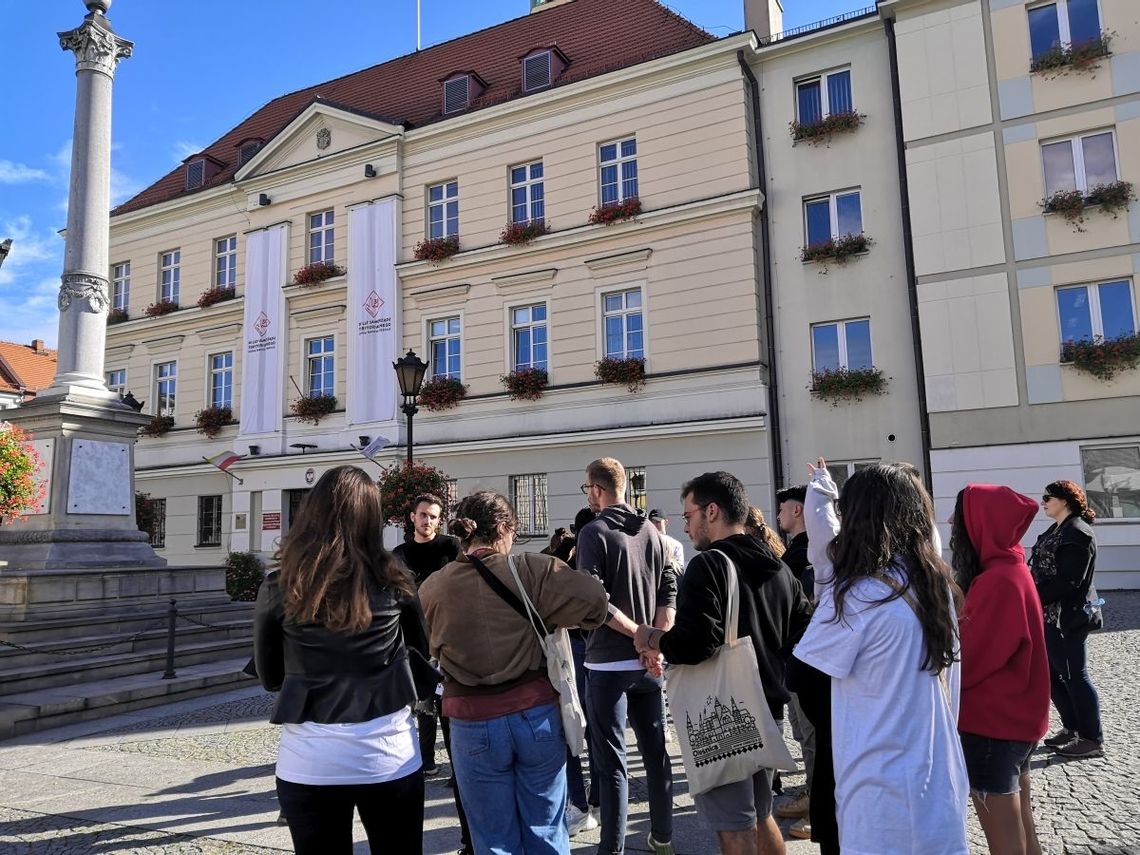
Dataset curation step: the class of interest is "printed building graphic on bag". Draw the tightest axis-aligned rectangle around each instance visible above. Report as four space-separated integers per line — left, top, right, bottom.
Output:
686 695 764 766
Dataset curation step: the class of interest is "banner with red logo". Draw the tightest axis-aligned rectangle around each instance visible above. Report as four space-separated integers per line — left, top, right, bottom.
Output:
239 222 288 436
347 198 398 425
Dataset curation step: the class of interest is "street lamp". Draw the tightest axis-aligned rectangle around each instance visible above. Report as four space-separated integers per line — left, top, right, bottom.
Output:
393 349 429 464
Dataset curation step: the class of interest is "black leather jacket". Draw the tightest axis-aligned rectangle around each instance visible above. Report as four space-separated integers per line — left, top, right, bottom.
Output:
254 571 429 725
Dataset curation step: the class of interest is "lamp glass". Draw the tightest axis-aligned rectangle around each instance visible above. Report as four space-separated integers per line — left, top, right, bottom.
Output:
393 349 429 399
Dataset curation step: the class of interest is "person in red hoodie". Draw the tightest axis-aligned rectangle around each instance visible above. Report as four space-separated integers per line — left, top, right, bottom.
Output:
950 484 1050 855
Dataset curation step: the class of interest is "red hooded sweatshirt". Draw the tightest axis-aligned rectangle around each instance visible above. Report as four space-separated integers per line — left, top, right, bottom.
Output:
958 484 1051 741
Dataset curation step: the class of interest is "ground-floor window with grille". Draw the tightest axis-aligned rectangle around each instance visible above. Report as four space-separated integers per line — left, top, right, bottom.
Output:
625 466 647 514
511 473 548 537
197 495 223 547
143 497 166 549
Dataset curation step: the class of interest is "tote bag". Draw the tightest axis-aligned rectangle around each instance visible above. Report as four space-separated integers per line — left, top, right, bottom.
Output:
666 550 796 795
506 556 589 757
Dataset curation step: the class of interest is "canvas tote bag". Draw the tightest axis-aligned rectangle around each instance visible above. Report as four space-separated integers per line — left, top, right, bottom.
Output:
666 549 796 795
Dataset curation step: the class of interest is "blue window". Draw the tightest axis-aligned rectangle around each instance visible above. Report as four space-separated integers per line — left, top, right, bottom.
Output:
512 304 548 371
209 351 233 409
1057 281 1137 349
308 211 334 264
812 319 873 373
1029 0 1102 63
804 190 863 247
428 181 459 239
106 368 126 396
599 138 638 205
796 69 853 124
603 289 644 360
510 162 545 224
306 337 335 398
429 317 462 379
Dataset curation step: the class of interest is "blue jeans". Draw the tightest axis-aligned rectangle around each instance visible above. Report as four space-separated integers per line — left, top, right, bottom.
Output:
1045 621 1103 742
586 668 673 853
567 635 597 811
449 702 569 855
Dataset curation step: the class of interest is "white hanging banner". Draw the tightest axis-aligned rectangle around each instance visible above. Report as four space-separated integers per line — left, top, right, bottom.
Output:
238 223 288 436
347 198 398 425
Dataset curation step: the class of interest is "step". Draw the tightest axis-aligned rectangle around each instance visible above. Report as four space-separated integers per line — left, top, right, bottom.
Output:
0 636 255 696
0 657 259 741
0 601 255 644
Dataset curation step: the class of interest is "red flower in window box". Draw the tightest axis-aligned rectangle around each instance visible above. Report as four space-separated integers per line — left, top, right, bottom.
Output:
292 261 345 286
799 233 872 267
501 367 549 400
1031 31 1113 77
144 299 179 317
417 376 468 411
139 414 175 437
588 198 642 226
377 460 454 527
1061 334 1140 381
197 286 237 308
1042 181 1134 232
413 236 460 263
194 406 234 439
790 110 865 145
595 357 646 392
107 307 130 325
290 394 337 425
500 220 550 246
808 367 888 405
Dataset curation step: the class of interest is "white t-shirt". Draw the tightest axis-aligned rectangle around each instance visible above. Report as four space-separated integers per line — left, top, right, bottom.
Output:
661 533 686 573
794 575 969 855
276 706 421 786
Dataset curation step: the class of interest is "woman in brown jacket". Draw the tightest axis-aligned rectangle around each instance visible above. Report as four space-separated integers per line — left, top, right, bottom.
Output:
419 491 609 855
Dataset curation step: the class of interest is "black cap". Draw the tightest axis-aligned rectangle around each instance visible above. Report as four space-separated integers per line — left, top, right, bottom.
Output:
648 508 665 521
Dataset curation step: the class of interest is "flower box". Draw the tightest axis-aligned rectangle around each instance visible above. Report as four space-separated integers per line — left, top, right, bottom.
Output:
501 367 549 400
0 425 46 523
413 236 460 263
197 286 236 308
144 299 179 318
377 460 454 527
588 198 642 226
107 307 130 325
139 414 175 437
809 367 888 405
1042 180 1134 231
290 394 337 425
595 356 646 392
1061 334 1140 381
194 405 234 438
800 233 872 266
292 261 345 286
500 220 550 246
790 110 865 145
418 376 468 411
1031 31 1112 77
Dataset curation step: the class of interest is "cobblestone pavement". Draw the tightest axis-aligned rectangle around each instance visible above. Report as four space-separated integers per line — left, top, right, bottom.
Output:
0 592 1137 854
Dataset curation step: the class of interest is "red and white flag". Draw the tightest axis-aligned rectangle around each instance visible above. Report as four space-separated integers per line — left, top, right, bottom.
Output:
205 451 243 472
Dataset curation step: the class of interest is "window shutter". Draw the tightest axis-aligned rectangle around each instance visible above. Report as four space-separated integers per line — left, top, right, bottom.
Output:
443 76 470 114
239 142 260 166
185 159 205 190
523 51 552 91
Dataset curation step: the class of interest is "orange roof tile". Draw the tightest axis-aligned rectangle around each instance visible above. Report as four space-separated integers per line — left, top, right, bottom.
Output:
0 340 58 399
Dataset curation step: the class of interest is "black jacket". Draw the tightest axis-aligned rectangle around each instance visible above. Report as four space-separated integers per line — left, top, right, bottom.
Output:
782 531 813 596
1031 516 1101 629
659 534 813 719
254 571 430 725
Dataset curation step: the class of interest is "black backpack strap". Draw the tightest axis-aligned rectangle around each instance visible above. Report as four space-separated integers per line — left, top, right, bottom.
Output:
469 554 544 636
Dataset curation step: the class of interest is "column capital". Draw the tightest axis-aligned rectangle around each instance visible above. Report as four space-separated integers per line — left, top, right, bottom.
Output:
59 15 133 76
58 272 110 313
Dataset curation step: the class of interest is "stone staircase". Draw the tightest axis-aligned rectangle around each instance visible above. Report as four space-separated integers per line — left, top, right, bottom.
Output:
0 567 259 740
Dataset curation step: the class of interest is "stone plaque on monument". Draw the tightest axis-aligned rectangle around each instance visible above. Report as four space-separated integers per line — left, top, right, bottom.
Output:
67 439 131 514
30 438 55 515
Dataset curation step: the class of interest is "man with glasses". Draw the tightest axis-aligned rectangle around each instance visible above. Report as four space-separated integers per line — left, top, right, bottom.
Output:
577 458 678 855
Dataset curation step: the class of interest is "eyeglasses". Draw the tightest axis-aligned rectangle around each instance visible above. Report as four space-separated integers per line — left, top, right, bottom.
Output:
580 483 596 495
1042 495 1057 503
682 503 710 523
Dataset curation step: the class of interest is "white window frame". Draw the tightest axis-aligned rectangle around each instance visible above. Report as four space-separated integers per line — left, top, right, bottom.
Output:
1041 129 1119 196
159 249 180 304
307 210 335 265
1080 443 1140 521
106 368 127 396
599 285 647 361
803 189 863 245
154 360 177 417
427 180 459 239
509 161 545 225
826 460 878 491
510 473 549 536
427 315 463 380
214 235 237 289
1055 280 1138 352
1027 0 1103 57
794 67 853 122
507 301 549 373
810 318 873 372
305 335 336 399
598 137 638 205
207 351 234 410
111 261 130 312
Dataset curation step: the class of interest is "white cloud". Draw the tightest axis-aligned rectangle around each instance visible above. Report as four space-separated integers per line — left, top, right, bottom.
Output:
172 141 204 163
46 139 146 212
0 275 59 348
0 161 50 184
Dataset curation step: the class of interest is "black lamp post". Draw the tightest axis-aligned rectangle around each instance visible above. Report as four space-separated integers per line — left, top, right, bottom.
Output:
393 348 429 465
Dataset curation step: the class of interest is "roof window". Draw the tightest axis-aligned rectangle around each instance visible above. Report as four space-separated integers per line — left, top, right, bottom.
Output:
443 75 471 114
185 159 205 190
523 51 552 91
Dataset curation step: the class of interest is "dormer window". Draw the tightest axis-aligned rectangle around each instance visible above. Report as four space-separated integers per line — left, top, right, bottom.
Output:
185 159 205 190
521 47 568 93
443 75 471 114
238 139 263 166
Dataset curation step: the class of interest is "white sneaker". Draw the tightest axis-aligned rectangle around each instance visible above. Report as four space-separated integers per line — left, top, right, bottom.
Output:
566 804 599 836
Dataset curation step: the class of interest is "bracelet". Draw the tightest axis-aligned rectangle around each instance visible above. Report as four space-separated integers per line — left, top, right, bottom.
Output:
649 628 663 651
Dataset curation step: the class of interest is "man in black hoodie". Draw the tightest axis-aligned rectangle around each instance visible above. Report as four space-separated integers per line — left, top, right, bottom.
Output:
636 471 812 855
578 457 677 855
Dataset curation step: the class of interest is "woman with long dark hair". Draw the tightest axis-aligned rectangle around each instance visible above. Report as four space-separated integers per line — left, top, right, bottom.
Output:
418 491 610 854
254 466 429 853
1029 479 1104 759
950 485 1049 855
791 459 969 854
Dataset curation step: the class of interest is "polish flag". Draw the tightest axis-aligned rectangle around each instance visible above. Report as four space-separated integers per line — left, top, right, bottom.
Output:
206 450 243 472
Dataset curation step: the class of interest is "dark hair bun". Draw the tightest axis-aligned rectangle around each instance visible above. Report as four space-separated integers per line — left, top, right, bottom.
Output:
1045 479 1096 524
449 517 478 539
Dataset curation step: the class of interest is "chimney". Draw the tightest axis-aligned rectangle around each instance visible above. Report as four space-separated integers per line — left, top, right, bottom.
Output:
31 339 46 354
744 0 784 40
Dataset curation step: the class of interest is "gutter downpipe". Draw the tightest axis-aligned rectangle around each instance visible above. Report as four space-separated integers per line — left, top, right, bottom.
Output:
883 17 935 489
737 49 786 499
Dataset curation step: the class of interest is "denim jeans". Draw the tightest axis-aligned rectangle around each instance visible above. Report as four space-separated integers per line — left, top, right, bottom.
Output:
566 635 597 811
449 702 569 855
586 668 673 853
1044 621 1103 742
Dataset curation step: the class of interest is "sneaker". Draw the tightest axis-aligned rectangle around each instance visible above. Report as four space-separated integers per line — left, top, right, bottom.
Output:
1054 737 1103 758
789 817 812 840
647 833 676 855
1043 728 1076 748
774 792 810 819
566 804 598 836
422 763 440 776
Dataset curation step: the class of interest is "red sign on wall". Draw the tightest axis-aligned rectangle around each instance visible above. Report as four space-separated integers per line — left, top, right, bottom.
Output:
262 512 281 531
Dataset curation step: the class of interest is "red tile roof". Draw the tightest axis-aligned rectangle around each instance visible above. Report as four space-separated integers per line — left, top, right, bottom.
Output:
0 340 57 399
113 0 712 216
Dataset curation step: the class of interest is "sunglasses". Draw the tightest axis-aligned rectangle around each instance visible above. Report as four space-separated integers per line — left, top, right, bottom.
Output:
1042 494 1059 503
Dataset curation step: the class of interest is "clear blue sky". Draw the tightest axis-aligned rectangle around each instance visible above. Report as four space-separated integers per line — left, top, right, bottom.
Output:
0 0 860 349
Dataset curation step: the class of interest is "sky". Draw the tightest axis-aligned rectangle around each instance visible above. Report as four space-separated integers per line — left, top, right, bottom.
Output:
0 0 860 350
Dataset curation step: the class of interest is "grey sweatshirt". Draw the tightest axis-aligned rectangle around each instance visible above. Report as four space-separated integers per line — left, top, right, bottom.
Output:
576 504 677 665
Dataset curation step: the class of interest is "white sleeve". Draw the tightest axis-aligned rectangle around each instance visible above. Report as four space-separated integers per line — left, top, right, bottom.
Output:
805 466 840 589
793 586 865 680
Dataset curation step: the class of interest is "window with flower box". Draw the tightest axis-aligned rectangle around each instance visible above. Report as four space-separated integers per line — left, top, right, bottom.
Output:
811 318 872 373
510 162 545 224
511 473 549 536
155 361 177 417
602 288 644 360
1082 445 1140 519
1042 131 1117 197
209 351 234 409
804 190 862 247
1029 0 1102 64
599 138 638 206
428 181 459 240
159 250 180 304
112 262 130 312
308 210 335 265
215 235 237 289
511 303 548 372
306 336 335 398
1056 280 1136 351
429 317 462 380
796 69 853 125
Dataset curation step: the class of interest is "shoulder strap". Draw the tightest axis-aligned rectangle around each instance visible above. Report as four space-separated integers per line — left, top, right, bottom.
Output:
470 554 545 638
507 555 550 643
706 549 740 645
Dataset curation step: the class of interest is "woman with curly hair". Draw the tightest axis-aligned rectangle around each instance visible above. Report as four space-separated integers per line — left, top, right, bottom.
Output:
1029 479 1104 759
